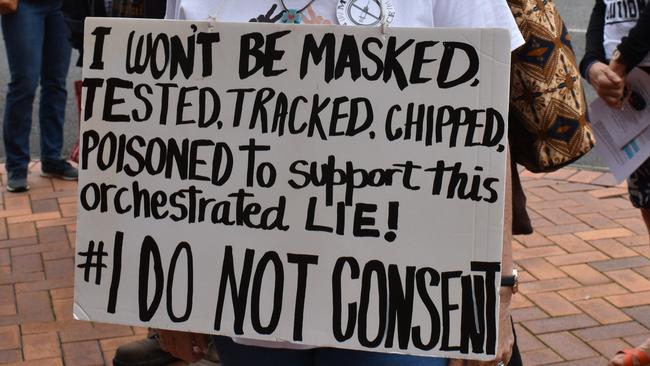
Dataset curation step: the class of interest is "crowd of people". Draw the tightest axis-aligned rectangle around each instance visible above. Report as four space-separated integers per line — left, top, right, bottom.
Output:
1 0 648 365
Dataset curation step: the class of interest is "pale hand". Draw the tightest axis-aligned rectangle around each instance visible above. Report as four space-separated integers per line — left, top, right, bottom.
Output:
588 62 625 108
448 289 514 366
156 329 209 363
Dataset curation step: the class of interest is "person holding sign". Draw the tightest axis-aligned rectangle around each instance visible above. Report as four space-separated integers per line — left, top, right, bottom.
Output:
150 1 524 366
580 2 650 366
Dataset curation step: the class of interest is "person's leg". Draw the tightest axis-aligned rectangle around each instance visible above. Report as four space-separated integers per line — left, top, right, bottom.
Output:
315 348 447 366
211 336 313 366
39 0 71 164
1 0 46 186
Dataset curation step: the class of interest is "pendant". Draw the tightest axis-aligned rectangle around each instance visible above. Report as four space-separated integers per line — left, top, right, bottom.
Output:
336 0 395 26
281 8 302 23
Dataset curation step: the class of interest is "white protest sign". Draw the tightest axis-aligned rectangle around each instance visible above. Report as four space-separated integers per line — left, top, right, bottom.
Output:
74 18 511 360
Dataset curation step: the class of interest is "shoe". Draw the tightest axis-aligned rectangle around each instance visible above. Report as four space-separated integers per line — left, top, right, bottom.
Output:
113 331 180 366
610 348 650 366
40 159 78 181
6 171 29 193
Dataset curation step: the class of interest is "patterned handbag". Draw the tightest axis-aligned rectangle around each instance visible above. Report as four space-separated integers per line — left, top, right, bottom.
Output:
507 0 595 173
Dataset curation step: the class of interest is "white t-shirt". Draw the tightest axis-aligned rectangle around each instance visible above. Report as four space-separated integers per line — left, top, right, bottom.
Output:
164 0 523 351
165 0 524 51
603 0 650 66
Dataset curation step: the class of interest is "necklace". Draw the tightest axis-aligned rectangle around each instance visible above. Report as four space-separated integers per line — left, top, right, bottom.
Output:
279 0 318 23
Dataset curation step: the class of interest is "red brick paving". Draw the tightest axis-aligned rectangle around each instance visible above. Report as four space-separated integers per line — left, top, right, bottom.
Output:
2 163 650 365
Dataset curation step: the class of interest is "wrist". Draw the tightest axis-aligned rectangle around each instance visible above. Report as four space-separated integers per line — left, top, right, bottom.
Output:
587 61 607 84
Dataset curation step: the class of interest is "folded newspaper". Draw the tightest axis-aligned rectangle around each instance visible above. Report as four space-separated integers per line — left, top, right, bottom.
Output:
590 68 650 182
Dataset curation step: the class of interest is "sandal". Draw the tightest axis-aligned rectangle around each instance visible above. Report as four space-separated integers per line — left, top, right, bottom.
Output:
612 348 650 366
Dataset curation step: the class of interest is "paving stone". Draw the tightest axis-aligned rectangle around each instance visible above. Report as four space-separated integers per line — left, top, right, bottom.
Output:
573 322 649 342
0 249 8 266
16 291 53 323
50 287 73 300
605 269 650 292
59 323 134 343
7 212 60 225
0 237 38 249
546 251 609 266
607 291 650 308
603 208 643 220
544 169 578 180
527 292 582 316
0 325 19 350
35 217 75 229
588 238 638 258
53 298 73 321
553 182 601 192
547 234 595 253
623 306 650 329
511 306 548 322
618 234 650 247
37 226 69 244
43 258 74 280
0 349 21 363
560 264 611 285
514 232 554 247
567 170 603 184
547 356 609 366
11 254 42 273
513 323 546 352
521 348 563 365
0 270 45 288
534 208 582 225
518 277 581 294
10 242 68 257
574 298 632 325
513 245 567 261
576 213 619 229
589 187 627 199
588 338 631 359
575 228 635 241
510 293 534 309
62 340 103 366
591 173 618 187
7 222 36 240
30 199 60 214
615 217 648 235
538 331 597 360
559 283 629 302
522 314 599 334
0 285 16 316
0 220 7 241
517 257 567 280
590 257 650 272
59 203 76 218
635 265 650 279
22 332 60 360
623 333 650 347
537 223 595 236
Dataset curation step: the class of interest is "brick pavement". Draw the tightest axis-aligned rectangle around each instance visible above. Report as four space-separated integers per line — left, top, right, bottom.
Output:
0 163 649 365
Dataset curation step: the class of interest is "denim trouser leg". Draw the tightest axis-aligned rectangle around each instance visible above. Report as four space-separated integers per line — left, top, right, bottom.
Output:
39 1 70 162
2 0 70 173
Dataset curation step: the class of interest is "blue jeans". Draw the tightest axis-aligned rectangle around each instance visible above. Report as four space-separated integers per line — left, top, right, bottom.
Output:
212 336 448 366
2 0 71 174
